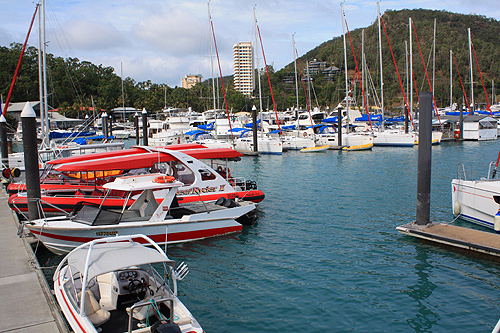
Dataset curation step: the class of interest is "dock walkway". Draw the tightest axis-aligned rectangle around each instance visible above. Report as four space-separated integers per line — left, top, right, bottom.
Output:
0 189 67 332
397 222 500 257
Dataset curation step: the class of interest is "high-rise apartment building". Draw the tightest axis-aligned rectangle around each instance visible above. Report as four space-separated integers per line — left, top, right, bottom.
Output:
233 42 254 96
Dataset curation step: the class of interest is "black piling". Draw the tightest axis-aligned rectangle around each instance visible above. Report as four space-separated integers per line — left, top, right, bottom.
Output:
134 112 140 145
102 112 109 139
108 113 113 136
459 104 464 141
0 115 8 169
21 103 40 220
416 92 432 225
252 105 258 152
337 110 342 147
142 108 148 146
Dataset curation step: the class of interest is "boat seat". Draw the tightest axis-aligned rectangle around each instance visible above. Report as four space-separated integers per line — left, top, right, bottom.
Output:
82 290 111 326
97 272 119 311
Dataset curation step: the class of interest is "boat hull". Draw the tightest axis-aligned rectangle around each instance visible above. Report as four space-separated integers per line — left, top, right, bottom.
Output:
26 213 246 255
373 131 415 147
9 188 264 218
451 178 500 230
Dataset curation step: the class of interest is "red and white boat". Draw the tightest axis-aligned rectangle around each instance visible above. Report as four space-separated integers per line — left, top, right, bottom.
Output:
53 234 203 332
25 173 256 255
8 144 264 218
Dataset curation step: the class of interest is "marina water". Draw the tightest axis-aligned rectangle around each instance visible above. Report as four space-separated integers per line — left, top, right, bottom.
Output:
37 140 500 332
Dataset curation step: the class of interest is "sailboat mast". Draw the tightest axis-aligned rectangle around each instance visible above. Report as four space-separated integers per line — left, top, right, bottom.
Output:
293 34 299 110
409 17 413 122
362 29 365 112
208 2 216 112
254 6 263 115
468 28 474 112
342 3 350 128
292 33 299 127
42 0 49 148
377 2 384 126
450 50 453 110
37 4 44 144
121 62 125 122
432 18 436 100
405 40 409 133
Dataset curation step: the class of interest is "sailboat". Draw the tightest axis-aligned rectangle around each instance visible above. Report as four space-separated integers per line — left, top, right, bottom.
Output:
372 4 415 147
234 7 283 155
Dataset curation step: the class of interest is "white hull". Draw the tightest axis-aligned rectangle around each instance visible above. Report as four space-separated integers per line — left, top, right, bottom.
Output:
281 136 315 150
234 137 283 155
451 178 500 230
373 131 415 147
317 133 373 150
27 204 254 255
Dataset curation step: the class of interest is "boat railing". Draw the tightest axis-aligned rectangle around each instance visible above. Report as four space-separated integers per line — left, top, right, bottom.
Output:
487 161 500 180
456 163 471 181
127 296 174 333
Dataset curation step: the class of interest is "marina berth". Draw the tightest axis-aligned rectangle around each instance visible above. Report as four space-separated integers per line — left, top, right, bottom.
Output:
452 157 500 231
53 234 203 333
24 173 257 254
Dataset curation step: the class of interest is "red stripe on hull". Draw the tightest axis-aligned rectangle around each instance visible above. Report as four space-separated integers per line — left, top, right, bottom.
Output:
29 225 242 247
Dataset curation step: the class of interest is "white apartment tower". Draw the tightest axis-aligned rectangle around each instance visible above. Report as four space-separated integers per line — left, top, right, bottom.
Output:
233 41 255 96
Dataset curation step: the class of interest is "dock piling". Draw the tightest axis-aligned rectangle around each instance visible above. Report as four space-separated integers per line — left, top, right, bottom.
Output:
416 92 432 225
21 102 40 220
142 108 148 146
0 115 8 169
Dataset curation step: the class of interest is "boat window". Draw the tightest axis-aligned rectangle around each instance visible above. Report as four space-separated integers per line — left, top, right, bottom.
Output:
198 169 216 181
72 203 122 225
170 161 195 185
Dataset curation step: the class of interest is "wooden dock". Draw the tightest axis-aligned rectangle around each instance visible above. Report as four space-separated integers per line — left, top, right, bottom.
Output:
397 222 500 257
0 188 68 332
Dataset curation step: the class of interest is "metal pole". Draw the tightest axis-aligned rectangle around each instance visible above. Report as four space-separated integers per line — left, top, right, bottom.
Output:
102 112 108 138
378 2 385 130
252 105 258 152
459 104 464 141
21 102 41 220
134 112 140 145
0 114 8 169
142 108 148 146
468 28 474 113
416 92 433 225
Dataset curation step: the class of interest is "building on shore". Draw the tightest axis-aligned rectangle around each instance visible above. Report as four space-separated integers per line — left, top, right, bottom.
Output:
233 41 255 96
182 74 202 89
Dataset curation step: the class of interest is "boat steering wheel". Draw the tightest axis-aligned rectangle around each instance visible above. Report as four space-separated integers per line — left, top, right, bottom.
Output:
128 279 146 297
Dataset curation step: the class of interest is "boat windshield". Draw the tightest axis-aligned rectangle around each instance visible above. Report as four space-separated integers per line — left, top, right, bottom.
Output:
72 203 122 226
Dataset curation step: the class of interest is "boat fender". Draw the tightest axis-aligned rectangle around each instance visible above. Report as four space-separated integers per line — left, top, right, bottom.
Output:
2 168 11 179
494 215 500 232
10 168 21 178
453 201 461 216
153 175 175 183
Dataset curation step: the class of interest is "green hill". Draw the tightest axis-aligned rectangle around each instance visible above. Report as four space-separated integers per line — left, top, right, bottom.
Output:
278 9 500 111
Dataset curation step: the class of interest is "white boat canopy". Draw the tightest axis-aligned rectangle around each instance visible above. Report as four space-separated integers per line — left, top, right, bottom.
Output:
65 241 175 282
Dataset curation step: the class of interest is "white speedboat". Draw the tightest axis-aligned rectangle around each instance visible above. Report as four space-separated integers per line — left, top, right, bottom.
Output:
53 234 203 333
234 130 283 155
452 162 500 231
373 129 415 147
25 173 256 254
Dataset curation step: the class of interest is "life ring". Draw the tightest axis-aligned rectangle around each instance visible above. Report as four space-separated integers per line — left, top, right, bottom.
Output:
303 132 307 137
153 175 175 183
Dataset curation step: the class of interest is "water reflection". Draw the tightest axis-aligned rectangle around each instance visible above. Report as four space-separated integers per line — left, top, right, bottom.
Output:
405 245 438 332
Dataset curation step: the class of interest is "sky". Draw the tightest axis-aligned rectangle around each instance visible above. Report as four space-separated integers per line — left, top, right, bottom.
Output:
1 0 500 88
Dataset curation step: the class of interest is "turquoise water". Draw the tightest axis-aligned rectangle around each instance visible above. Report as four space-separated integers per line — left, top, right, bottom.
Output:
40 141 500 332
